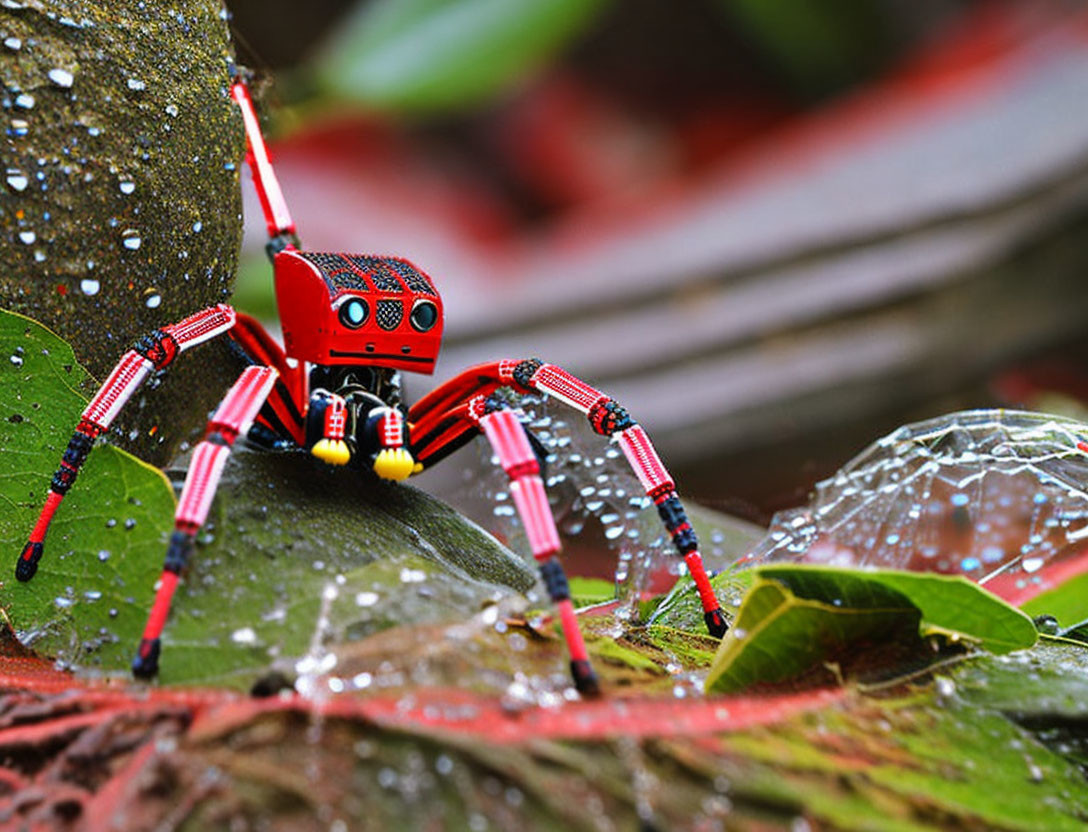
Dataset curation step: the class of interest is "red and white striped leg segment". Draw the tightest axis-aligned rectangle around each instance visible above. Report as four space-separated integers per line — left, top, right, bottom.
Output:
133 365 278 679
231 81 297 251
15 304 237 583
517 359 726 637
478 407 600 696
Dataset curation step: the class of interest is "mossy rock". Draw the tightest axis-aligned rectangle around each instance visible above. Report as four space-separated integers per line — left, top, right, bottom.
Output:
0 0 246 465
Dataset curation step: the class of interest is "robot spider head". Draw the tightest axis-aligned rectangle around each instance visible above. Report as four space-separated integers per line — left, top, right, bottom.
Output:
273 250 444 374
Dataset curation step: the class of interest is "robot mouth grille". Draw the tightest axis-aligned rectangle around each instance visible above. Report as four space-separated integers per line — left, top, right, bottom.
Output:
376 299 403 330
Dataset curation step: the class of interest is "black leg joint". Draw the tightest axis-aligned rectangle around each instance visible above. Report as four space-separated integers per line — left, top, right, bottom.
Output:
570 659 600 697
132 638 161 679
539 557 571 603
265 231 300 261
133 329 178 369
163 531 195 575
50 465 77 495
16 542 43 582
705 608 728 639
61 431 94 469
512 358 543 389
588 399 635 437
657 495 699 554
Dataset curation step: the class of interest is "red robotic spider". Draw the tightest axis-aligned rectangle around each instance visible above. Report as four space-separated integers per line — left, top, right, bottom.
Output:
14 75 726 696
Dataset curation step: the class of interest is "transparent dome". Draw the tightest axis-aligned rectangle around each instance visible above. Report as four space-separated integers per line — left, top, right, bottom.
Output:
740 410 1088 587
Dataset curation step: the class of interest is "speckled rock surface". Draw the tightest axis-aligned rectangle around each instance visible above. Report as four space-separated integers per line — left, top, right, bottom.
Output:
0 0 245 465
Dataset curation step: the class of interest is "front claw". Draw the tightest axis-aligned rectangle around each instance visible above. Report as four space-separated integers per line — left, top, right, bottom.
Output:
311 438 351 466
132 638 161 679
373 447 415 481
15 542 43 582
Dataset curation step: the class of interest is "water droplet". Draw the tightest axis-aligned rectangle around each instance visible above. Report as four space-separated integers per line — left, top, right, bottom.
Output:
80 278 100 296
143 293 161 310
3 36 21 50
124 518 136 530
164 103 179 117
54 596 74 609
14 93 34 109
126 78 146 92
231 626 257 644
121 229 141 250
191 220 202 233
9 354 23 367
47 68 74 89
10 118 28 137
399 567 426 583
83 590 102 601
6 169 28 191
118 180 135 195
352 672 372 689
950 493 970 507
97 550 110 562
355 591 379 607
18 231 35 244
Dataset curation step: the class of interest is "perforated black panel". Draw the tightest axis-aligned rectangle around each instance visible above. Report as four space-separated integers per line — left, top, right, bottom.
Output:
376 299 403 330
298 252 369 292
347 255 403 292
387 258 435 295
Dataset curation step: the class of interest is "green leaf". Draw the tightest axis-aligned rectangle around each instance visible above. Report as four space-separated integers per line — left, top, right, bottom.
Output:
314 0 610 113
705 570 922 694
716 0 888 98
0 310 535 687
1020 571 1088 627
0 309 177 672
759 565 1038 655
568 576 614 608
705 565 1038 694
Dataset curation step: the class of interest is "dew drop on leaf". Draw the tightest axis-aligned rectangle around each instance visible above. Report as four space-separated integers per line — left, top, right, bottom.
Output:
47 68 74 88
5 169 28 191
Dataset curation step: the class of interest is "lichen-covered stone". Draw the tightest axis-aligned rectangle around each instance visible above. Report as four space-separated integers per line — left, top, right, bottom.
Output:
0 0 245 465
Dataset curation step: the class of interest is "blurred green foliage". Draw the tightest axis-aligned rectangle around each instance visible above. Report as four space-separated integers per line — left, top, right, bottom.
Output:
719 0 890 97
313 0 611 113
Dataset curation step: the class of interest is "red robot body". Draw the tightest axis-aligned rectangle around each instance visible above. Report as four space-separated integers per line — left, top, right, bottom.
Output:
274 250 443 374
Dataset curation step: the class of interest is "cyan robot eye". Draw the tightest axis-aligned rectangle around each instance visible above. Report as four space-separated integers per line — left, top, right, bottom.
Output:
338 297 368 328
410 300 438 332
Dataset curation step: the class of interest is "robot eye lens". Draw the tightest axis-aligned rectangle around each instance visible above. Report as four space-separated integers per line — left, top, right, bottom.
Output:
410 300 438 332
339 298 368 328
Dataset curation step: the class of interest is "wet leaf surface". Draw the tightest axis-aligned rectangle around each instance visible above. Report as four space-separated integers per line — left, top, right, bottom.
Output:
1020 568 1088 627
763 565 1038 654
706 564 1037 693
705 570 924 695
